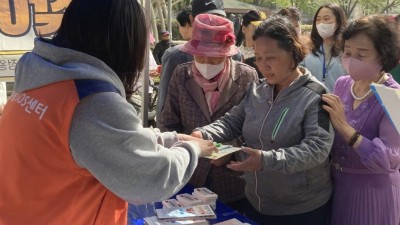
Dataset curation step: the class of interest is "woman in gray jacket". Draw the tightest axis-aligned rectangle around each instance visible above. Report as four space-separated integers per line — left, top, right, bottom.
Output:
192 16 334 225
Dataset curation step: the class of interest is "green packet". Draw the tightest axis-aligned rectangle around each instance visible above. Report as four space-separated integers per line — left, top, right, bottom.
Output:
214 142 222 148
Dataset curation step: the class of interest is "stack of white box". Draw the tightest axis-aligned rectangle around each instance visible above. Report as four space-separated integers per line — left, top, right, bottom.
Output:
161 188 218 210
176 193 204 207
192 188 218 210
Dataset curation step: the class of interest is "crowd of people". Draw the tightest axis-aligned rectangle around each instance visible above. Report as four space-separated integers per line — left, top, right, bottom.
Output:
0 0 399 225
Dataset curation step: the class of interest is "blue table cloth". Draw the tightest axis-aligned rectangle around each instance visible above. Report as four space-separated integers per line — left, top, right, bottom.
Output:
128 185 258 225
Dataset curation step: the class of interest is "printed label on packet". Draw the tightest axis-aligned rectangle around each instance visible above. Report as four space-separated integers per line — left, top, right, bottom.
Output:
162 199 183 208
204 144 241 160
194 188 216 196
193 188 218 201
176 194 203 206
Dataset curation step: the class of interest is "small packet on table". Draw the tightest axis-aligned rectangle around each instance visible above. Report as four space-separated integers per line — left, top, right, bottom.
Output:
162 199 184 208
176 194 203 206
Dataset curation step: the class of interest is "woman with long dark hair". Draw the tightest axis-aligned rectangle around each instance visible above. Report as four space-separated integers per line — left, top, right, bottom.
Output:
0 0 216 224
301 3 347 92
235 10 267 79
236 10 267 61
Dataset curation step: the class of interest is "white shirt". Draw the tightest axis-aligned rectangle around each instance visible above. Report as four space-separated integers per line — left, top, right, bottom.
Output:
238 45 255 60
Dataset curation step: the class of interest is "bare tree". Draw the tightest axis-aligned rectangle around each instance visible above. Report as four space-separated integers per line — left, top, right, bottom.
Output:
356 0 400 17
236 0 400 21
253 0 261 5
369 0 400 13
336 0 359 18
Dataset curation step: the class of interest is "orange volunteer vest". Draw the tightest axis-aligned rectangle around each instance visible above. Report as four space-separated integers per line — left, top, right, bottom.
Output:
0 79 127 225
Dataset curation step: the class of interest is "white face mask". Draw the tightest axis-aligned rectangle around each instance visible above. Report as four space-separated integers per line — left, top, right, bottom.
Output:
194 61 225 80
316 23 336 39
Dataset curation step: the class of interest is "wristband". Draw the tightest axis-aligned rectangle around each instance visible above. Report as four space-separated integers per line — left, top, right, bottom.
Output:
348 131 361 147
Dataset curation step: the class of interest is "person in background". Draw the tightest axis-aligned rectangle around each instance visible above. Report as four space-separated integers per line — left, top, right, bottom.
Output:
275 7 312 52
152 30 174 65
192 16 334 225
129 33 159 116
148 33 159 77
236 10 267 61
229 13 235 23
301 3 347 92
133 33 159 93
277 7 301 35
389 14 400 83
176 7 193 41
0 82 6 116
233 14 241 35
156 0 241 120
322 14 400 225
235 10 266 79
159 5 194 84
274 7 314 75
0 0 217 224
158 13 258 210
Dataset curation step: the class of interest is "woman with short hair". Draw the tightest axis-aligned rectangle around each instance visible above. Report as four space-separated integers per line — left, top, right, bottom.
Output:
192 15 334 225
323 14 400 225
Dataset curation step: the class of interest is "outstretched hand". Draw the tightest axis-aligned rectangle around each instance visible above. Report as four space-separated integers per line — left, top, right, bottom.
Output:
178 133 217 157
193 139 218 157
227 147 263 172
178 133 202 142
190 131 203 139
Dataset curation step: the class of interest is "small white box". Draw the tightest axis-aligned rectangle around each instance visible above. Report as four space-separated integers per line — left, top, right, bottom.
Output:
176 194 203 206
155 205 216 221
208 202 216 210
162 199 183 208
192 188 218 202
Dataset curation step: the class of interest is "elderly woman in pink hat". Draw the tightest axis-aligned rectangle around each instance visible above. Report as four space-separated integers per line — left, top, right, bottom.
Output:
157 14 258 209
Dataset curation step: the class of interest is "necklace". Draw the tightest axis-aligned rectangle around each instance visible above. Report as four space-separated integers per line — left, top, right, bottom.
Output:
351 73 385 101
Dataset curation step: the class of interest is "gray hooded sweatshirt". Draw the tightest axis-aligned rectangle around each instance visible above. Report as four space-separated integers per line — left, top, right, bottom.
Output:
14 39 200 204
198 68 334 215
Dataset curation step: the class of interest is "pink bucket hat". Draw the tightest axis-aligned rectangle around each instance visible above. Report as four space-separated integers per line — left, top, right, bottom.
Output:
181 14 238 57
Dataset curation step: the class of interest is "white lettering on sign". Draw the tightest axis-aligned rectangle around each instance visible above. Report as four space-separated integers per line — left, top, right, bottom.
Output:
9 92 48 119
